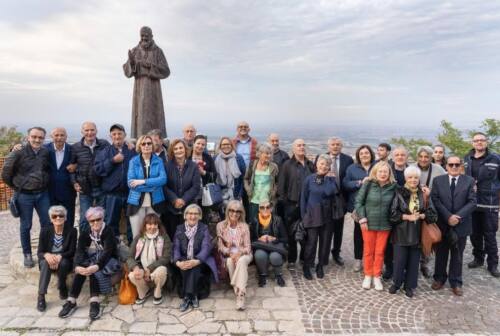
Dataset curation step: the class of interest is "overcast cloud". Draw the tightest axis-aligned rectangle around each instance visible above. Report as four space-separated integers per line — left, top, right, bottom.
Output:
0 0 499 133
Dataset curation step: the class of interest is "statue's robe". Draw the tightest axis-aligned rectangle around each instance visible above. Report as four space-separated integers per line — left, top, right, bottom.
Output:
123 42 170 139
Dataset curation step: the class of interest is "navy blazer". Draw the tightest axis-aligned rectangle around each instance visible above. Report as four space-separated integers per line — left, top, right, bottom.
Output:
164 160 201 215
430 174 477 238
45 143 76 202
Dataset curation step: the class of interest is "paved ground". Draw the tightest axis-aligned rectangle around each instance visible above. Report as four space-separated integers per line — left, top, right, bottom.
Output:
0 211 499 335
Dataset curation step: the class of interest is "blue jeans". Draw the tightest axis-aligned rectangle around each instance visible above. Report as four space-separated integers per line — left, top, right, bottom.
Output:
79 188 105 231
105 193 131 240
18 191 50 254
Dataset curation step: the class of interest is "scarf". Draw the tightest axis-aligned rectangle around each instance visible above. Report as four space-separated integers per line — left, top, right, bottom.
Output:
215 151 241 188
89 223 105 259
404 183 420 214
184 223 198 260
140 231 160 269
259 214 272 229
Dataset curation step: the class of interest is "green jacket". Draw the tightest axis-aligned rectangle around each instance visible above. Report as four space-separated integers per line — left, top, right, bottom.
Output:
126 234 172 272
354 181 396 231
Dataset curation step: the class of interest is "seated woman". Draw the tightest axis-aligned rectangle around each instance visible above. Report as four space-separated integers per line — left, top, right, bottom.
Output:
250 200 288 288
389 166 437 297
127 213 172 305
216 200 252 310
173 204 218 312
37 205 78 312
58 207 119 320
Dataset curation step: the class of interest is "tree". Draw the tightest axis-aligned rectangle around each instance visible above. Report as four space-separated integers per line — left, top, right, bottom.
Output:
0 126 23 156
470 118 500 153
389 137 432 161
437 120 470 157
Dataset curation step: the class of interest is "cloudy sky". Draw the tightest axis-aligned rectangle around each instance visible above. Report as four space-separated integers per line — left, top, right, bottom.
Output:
0 0 499 136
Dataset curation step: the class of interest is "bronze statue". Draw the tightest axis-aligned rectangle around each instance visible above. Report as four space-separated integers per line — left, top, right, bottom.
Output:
123 26 170 139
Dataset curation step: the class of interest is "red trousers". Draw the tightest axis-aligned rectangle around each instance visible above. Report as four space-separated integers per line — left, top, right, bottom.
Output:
361 229 390 277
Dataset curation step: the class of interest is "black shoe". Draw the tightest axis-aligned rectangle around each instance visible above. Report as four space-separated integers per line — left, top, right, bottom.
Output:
303 266 313 280
405 288 414 298
333 254 345 266
420 267 431 279
89 302 101 320
316 265 324 279
258 275 267 287
58 301 77 318
191 296 199 308
276 274 286 287
382 270 393 281
488 266 500 278
37 294 46 312
468 259 484 269
23 254 34 268
59 287 68 300
179 297 190 312
388 285 398 294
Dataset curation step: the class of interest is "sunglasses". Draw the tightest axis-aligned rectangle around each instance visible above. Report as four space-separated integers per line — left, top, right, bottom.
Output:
51 214 65 219
259 205 271 210
228 209 242 214
89 217 103 223
141 142 153 146
447 163 461 168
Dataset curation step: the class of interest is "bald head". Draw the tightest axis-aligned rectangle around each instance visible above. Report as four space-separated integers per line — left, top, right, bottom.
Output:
183 124 196 144
51 127 67 149
292 138 306 159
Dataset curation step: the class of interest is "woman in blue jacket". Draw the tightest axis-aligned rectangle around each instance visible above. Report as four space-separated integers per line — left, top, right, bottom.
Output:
343 145 375 272
127 135 167 238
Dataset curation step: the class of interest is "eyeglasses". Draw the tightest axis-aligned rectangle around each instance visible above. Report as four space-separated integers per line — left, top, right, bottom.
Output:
141 142 153 146
228 209 242 214
51 214 65 219
447 163 461 168
472 139 486 143
89 217 103 223
259 205 271 210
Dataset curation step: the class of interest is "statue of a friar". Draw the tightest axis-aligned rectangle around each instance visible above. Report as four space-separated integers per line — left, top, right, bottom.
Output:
123 26 170 139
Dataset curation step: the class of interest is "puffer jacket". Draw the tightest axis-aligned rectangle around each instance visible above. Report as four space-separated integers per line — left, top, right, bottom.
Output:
354 180 397 231
70 137 110 195
1 144 50 192
127 154 167 206
389 186 438 246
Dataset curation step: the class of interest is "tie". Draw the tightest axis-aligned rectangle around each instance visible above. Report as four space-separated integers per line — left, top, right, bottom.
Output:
450 177 456 212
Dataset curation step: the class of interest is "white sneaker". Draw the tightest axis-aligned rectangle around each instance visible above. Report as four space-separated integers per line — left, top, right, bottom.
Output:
362 276 372 289
353 259 362 272
373 277 383 291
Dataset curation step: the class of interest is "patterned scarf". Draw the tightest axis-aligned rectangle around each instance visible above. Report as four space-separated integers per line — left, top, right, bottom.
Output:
404 183 420 214
184 223 198 260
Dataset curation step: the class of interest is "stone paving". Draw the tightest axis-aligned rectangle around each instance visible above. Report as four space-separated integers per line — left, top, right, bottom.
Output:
0 211 499 335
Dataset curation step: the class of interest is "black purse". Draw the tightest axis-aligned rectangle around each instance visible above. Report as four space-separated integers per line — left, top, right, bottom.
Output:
251 241 288 256
9 193 20 218
294 220 306 242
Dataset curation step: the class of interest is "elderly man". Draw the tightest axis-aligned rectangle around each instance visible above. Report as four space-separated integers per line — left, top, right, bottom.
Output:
315 137 354 265
465 132 500 277
94 124 136 241
123 26 170 139
278 139 315 268
233 121 258 169
431 156 476 296
2 127 51 267
45 128 77 229
182 124 197 148
268 133 289 170
70 122 110 231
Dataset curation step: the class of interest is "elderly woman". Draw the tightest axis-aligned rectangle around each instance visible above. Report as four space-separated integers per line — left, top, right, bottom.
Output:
173 204 218 312
355 161 397 291
59 207 119 320
36 205 77 312
127 135 167 239
300 154 337 280
164 139 201 240
216 200 252 310
250 200 288 287
215 137 246 207
127 213 171 305
389 166 437 297
343 145 375 272
244 143 279 224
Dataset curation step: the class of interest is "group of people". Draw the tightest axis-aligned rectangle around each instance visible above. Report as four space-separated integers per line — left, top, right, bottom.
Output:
1 121 499 320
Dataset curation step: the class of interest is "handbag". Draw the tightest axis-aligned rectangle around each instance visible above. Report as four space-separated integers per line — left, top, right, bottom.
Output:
331 193 346 220
9 193 20 218
420 193 442 257
213 250 229 282
294 220 306 242
118 265 138 305
251 241 288 256
202 183 223 206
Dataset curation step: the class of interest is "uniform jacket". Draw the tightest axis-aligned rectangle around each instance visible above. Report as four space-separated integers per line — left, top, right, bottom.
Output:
464 149 500 211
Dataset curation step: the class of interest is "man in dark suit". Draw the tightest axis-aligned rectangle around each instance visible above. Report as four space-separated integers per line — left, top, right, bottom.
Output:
45 128 77 229
430 156 476 296
315 137 354 265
